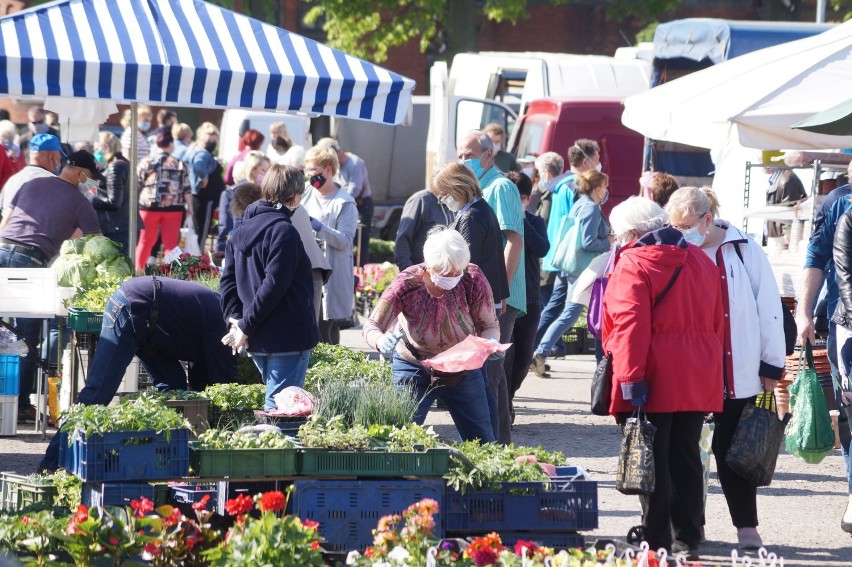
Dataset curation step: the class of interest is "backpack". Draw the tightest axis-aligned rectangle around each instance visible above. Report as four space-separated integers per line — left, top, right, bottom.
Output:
732 242 796 356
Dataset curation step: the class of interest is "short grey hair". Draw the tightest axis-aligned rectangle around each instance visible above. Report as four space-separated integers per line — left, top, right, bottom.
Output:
465 130 494 153
609 197 668 242
535 152 563 177
0 120 16 139
423 228 470 275
665 186 713 224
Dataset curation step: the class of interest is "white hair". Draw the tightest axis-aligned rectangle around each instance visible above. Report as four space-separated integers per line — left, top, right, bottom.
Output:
422 228 470 274
0 120 16 139
535 152 564 177
465 130 493 152
609 197 668 242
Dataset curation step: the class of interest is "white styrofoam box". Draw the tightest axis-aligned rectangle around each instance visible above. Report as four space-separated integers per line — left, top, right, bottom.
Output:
59 349 141 410
0 395 17 436
0 268 58 317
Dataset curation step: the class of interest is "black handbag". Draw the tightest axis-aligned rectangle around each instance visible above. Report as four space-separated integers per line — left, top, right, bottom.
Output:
725 391 790 487
616 408 657 495
590 352 612 416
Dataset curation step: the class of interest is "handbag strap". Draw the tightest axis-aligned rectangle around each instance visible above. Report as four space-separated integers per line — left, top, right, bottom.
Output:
799 339 816 370
653 266 682 306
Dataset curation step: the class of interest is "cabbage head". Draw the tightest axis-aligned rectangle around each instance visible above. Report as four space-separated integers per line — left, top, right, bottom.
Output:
95 255 133 280
54 254 97 288
82 236 121 265
60 238 87 256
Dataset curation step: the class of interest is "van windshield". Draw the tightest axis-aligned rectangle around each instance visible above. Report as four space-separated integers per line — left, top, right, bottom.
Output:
516 121 545 159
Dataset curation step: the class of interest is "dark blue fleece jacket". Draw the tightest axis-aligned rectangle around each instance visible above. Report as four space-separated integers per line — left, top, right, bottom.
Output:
220 201 319 353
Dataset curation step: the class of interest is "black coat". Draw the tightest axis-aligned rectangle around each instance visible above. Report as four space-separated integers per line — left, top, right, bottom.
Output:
450 199 508 304
833 209 852 328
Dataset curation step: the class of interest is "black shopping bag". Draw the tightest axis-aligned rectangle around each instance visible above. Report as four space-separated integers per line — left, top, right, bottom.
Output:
725 391 790 487
616 408 656 495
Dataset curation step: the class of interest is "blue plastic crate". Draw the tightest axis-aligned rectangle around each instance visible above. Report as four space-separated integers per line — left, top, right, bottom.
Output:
444 466 598 534
171 483 217 511
0 356 20 396
59 429 189 482
292 479 444 552
82 482 169 509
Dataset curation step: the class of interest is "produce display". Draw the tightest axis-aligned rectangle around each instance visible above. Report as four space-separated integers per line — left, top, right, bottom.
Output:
121 390 207 402
202 383 265 411
196 428 295 450
314 380 417 428
156 252 219 281
54 236 133 290
59 394 191 438
445 440 567 493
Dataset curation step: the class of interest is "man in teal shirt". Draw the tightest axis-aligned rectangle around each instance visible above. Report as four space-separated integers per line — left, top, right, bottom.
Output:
457 130 525 445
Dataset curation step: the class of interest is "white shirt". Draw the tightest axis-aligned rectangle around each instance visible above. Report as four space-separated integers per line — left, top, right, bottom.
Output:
1 165 55 212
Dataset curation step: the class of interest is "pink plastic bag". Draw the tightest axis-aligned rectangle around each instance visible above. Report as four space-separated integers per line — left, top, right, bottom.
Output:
422 335 511 373
269 386 316 417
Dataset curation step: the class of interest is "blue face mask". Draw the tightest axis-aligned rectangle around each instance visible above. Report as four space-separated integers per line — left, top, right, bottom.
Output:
599 190 609 206
461 157 485 179
681 226 705 246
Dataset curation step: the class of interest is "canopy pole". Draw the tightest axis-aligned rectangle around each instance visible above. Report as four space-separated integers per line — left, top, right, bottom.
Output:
816 0 826 23
128 102 138 265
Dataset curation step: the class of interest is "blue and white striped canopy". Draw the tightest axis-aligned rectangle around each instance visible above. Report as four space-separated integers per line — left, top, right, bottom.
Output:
0 0 416 124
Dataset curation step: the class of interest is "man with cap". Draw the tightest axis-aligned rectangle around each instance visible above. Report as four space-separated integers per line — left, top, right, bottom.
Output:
0 149 102 422
0 133 64 214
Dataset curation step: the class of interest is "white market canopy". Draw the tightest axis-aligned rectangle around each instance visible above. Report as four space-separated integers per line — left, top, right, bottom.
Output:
622 19 852 151
0 0 416 125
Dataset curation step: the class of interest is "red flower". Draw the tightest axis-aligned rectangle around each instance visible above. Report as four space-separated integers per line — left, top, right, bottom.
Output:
258 491 287 513
310 541 320 550
72 504 88 524
472 547 499 566
192 494 211 511
302 518 320 531
130 497 154 518
224 494 254 517
144 542 162 557
514 540 538 557
108 536 119 546
186 535 201 550
364 546 378 558
20 516 30 525
165 507 183 526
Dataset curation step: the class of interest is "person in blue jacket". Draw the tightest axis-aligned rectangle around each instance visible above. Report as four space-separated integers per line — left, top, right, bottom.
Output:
505 171 549 412
220 164 320 410
38 275 238 472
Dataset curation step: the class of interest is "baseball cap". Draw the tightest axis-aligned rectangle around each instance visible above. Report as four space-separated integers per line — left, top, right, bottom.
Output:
29 133 66 156
66 150 105 181
518 154 537 164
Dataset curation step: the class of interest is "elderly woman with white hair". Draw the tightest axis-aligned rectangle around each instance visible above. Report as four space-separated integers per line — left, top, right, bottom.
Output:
363 228 499 442
603 196 724 560
0 119 24 174
666 187 785 551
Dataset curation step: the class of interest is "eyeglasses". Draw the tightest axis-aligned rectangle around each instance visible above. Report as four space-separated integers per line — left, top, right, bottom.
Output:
670 211 710 232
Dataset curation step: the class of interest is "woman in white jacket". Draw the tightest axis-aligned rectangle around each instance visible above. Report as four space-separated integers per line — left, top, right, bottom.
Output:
667 187 786 552
301 145 358 344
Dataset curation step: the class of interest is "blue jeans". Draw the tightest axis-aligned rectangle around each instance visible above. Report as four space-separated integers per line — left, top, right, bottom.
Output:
252 351 311 410
534 273 584 358
0 247 47 408
391 354 495 442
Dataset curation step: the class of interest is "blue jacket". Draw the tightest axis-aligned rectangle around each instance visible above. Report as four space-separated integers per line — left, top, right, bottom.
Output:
183 145 219 195
523 211 549 305
220 201 319 353
805 189 852 319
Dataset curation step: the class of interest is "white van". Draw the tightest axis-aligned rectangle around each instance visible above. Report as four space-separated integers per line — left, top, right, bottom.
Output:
218 109 312 165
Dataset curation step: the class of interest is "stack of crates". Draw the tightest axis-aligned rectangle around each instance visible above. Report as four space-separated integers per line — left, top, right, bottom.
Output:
0 355 20 436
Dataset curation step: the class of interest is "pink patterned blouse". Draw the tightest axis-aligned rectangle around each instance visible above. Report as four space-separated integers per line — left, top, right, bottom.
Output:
362 264 499 365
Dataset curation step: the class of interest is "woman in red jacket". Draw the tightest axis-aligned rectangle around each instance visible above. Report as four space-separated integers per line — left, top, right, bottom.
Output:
602 197 724 560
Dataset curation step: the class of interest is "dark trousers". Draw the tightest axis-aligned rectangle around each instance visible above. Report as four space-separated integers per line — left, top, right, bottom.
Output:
192 193 221 252
506 302 541 400
355 196 373 267
640 411 705 550
484 306 517 445
712 396 759 528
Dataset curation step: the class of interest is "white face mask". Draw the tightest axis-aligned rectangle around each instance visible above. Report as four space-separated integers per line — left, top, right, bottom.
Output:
522 167 534 179
595 162 603 173
493 143 502 152
430 271 463 291
440 195 462 212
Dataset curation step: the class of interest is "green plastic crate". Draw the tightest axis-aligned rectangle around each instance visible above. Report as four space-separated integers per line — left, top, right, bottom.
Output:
189 443 299 478
67 308 103 333
299 448 450 477
0 472 57 511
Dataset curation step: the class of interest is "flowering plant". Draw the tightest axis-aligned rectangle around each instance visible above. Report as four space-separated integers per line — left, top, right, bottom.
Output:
135 495 221 566
204 488 325 566
157 252 219 281
0 509 68 567
54 503 148 566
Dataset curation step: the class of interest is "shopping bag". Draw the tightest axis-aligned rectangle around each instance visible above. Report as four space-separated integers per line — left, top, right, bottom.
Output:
180 218 202 256
726 391 790 486
590 351 612 416
616 408 657 495
586 244 617 340
785 342 835 464
551 204 602 277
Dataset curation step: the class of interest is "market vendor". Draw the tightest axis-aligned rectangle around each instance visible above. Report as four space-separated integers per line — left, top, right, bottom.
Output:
38 275 237 472
362 228 498 442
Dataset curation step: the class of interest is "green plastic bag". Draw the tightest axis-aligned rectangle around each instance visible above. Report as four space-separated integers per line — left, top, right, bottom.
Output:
785 342 835 464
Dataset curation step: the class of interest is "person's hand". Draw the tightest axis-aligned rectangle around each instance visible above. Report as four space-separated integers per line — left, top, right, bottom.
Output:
630 394 647 408
761 376 780 392
378 332 402 356
795 313 815 346
486 337 506 360
309 217 324 232
841 391 852 405
228 318 249 354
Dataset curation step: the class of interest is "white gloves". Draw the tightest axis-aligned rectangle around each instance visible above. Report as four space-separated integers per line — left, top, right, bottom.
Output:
842 391 852 405
378 332 402 356
221 317 249 355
